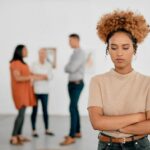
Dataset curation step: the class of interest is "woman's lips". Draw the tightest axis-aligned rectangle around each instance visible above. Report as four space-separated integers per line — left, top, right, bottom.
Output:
116 59 125 63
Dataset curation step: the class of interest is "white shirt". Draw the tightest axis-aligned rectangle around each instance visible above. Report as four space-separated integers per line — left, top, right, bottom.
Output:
31 61 53 94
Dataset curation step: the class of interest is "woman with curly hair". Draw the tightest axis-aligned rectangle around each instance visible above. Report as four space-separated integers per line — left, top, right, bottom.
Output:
88 10 150 150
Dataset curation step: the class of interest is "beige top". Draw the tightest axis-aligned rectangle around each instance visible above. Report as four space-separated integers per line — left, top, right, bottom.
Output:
88 69 150 138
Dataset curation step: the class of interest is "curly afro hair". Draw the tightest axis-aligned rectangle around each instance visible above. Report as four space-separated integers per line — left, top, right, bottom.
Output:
97 10 150 43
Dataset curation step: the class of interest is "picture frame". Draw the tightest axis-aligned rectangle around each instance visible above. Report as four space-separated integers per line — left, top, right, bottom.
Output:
45 47 57 68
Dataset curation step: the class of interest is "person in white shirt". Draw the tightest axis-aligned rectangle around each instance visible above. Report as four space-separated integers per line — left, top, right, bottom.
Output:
31 48 55 137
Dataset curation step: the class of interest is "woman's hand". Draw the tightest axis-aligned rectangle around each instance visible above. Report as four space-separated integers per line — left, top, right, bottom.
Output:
31 74 48 81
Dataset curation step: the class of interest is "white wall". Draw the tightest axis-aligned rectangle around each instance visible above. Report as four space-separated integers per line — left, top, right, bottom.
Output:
0 0 150 115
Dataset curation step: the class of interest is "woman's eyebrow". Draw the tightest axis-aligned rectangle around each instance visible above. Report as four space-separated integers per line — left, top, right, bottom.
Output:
110 43 130 47
122 44 130 46
110 44 117 46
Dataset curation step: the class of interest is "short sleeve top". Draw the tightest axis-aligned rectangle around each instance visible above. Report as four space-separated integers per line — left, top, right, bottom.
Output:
88 69 150 137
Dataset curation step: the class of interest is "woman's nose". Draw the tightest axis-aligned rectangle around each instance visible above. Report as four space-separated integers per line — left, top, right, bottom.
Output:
117 49 123 56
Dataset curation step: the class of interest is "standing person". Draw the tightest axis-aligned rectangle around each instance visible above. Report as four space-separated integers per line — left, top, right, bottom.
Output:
60 34 86 145
88 10 150 150
31 48 55 137
9 45 37 145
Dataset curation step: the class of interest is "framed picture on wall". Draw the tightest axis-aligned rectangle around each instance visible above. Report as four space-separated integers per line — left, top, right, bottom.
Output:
45 47 57 68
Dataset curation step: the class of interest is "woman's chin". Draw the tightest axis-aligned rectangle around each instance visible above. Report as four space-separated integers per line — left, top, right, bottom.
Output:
115 64 126 69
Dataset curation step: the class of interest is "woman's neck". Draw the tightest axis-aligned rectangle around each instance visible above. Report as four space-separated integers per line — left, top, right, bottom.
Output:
114 65 133 75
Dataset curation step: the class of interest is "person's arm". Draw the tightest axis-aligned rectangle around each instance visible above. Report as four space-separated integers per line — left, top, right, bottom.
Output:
65 52 85 73
119 111 150 135
88 106 146 131
120 82 150 135
31 65 53 81
32 74 48 81
13 70 31 82
13 70 47 82
30 62 48 81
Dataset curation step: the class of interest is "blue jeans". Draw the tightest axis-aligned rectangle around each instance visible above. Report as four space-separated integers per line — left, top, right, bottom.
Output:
98 136 150 150
68 81 84 137
31 94 49 130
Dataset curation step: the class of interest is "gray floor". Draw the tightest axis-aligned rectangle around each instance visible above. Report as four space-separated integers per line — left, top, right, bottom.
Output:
0 115 98 150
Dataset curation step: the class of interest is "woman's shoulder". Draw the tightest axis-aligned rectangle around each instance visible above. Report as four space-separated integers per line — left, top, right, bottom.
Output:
136 71 150 81
136 71 150 78
10 60 22 65
10 60 23 67
10 60 27 70
91 71 110 82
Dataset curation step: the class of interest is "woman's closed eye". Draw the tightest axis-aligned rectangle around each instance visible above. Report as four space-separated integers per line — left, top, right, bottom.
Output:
123 46 129 50
111 47 117 50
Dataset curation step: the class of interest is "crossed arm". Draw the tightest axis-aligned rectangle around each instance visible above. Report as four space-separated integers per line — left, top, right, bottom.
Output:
88 106 150 135
120 111 150 135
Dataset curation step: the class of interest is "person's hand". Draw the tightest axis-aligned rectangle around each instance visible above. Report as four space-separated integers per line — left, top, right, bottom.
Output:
41 74 48 80
29 75 35 85
30 74 48 81
37 74 47 80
